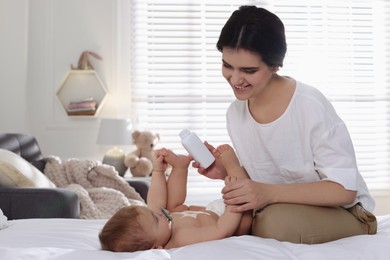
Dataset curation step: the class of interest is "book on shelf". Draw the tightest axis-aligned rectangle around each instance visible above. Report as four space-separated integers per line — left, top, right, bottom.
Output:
67 109 96 116
68 100 97 110
69 97 95 103
66 98 97 116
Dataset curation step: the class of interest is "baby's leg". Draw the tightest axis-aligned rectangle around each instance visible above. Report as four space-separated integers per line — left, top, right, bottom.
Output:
215 144 252 235
213 144 248 179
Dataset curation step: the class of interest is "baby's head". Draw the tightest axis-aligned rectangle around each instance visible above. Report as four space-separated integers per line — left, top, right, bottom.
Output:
99 205 152 252
99 205 172 252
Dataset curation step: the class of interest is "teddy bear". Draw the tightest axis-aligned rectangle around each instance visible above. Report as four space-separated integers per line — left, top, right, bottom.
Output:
124 130 160 177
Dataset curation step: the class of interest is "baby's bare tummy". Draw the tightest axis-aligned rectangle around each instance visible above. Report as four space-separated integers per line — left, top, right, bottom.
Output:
172 210 219 227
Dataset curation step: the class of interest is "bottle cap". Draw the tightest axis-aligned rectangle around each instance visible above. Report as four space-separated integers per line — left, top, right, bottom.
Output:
179 129 190 139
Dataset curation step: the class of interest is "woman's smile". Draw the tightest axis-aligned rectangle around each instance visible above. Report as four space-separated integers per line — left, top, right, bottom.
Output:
222 47 276 101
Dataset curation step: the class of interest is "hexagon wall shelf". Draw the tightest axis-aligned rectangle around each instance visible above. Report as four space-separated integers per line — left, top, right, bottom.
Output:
56 70 108 116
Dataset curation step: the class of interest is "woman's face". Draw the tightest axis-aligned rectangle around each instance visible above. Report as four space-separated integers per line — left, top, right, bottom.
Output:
222 47 276 101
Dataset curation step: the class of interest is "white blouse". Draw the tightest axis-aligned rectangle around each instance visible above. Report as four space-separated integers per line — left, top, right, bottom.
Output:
226 80 375 211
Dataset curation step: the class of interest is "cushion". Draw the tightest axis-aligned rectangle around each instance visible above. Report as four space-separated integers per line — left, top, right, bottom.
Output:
0 149 55 188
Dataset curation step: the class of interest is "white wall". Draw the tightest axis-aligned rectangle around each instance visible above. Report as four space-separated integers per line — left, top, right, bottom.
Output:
0 0 29 131
0 0 389 215
371 192 390 216
1 0 132 158
25 0 133 160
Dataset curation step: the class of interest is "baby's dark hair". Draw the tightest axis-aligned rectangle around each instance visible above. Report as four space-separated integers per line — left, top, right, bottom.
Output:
99 205 154 252
216 5 287 67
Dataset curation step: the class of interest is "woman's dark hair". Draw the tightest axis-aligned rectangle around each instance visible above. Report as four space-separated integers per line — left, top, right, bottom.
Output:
216 6 287 67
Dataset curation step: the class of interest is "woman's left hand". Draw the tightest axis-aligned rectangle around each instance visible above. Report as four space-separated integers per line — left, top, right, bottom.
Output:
222 179 273 212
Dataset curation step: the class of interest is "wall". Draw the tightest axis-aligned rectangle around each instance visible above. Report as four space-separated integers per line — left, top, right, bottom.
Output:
0 0 132 159
0 0 29 131
25 0 133 159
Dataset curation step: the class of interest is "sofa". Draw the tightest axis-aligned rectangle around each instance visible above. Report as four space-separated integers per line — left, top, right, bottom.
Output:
0 133 149 220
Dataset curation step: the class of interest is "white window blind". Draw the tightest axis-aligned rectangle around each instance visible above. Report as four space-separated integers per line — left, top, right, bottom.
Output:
129 0 390 205
273 0 390 192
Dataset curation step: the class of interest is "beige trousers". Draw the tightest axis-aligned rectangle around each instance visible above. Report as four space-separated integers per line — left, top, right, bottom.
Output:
251 203 377 244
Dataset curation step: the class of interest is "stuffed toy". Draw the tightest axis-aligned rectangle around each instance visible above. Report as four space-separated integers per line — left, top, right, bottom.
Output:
124 130 160 177
71 50 102 70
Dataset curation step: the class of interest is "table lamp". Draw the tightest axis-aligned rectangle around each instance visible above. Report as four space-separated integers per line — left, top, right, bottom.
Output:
97 118 132 176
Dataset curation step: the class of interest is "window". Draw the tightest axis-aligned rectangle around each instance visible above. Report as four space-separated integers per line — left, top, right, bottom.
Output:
274 0 390 193
129 0 390 205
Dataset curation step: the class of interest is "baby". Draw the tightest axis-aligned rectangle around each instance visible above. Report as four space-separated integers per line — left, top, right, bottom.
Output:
99 144 252 252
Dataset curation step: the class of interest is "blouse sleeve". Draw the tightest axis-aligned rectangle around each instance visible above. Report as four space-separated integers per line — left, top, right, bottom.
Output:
312 121 359 191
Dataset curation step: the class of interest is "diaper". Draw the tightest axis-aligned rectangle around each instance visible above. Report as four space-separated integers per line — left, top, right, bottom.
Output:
205 199 226 217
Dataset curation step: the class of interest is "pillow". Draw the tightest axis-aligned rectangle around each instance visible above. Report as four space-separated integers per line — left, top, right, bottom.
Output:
0 149 55 188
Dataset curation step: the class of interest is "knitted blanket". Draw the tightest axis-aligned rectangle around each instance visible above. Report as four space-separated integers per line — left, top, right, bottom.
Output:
44 156 145 219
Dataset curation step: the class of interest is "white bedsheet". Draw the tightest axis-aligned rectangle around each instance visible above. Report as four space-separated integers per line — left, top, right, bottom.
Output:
0 215 389 260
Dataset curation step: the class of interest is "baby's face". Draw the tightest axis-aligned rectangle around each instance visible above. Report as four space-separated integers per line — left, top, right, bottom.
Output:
138 207 172 248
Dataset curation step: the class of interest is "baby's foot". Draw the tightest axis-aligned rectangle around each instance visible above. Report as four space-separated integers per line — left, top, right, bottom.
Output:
224 176 239 185
160 148 191 169
213 144 241 172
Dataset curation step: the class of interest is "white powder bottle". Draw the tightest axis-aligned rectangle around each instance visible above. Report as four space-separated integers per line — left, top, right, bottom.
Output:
179 129 215 168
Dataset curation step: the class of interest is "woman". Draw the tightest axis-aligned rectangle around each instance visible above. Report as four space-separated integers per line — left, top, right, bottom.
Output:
193 5 377 244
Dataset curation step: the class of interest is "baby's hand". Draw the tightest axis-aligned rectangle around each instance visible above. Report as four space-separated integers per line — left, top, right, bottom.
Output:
153 148 168 173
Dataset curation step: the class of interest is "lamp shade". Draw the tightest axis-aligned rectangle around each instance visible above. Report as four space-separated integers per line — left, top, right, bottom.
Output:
97 118 132 145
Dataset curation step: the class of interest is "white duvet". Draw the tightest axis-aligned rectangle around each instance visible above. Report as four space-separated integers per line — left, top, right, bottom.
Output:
0 215 390 260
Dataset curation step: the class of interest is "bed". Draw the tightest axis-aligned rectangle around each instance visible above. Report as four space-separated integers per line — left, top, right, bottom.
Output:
1 133 390 259
1 215 390 260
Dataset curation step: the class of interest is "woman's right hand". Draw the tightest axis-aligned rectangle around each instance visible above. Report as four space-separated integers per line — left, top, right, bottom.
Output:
191 141 227 180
